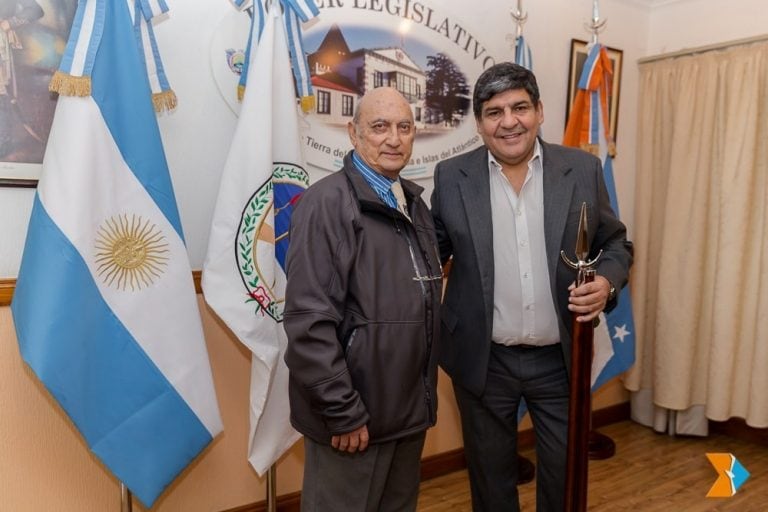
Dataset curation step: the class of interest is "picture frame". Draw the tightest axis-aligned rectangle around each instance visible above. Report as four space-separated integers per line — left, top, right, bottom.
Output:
565 38 623 143
0 0 77 188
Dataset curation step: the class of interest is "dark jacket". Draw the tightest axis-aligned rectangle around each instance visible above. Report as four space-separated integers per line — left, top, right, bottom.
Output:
284 152 442 445
431 142 633 396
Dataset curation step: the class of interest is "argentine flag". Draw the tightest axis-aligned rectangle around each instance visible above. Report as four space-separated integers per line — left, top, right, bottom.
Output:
11 0 222 506
513 34 533 71
563 43 636 390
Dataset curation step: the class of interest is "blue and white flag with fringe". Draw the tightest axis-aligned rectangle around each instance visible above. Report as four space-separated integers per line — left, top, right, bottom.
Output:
563 43 636 390
12 0 222 506
513 34 532 71
233 0 318 111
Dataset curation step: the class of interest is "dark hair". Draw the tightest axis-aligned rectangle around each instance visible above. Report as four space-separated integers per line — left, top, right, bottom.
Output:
472 62 540 119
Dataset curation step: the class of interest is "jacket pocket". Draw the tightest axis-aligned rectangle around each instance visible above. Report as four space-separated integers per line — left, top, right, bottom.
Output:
344 321 429 439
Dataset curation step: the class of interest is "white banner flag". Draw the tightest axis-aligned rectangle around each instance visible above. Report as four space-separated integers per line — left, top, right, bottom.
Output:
202 2 310 474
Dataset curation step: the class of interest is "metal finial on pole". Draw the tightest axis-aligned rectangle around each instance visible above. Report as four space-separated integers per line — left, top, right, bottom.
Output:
120 483 132 512
506 0 529 56
584 0 607 44
510 0 528 39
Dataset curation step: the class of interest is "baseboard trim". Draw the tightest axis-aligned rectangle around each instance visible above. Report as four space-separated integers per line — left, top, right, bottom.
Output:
710 417 768 445
593 401 631 429
420 447 466 481
221 401 632 512
222 491 302 512
0 278 14 307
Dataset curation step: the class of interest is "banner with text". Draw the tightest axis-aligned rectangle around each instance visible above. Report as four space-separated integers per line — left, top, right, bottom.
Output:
211 0 500 178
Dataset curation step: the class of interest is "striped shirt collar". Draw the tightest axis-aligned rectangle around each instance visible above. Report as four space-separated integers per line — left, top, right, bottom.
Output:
351 151 398 209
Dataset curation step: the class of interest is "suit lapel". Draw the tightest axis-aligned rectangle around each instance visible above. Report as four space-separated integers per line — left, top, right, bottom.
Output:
542 141 576 279
457 147 495 308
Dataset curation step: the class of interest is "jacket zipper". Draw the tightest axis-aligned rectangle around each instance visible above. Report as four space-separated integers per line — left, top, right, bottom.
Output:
344 327 358 354
399 220 435 425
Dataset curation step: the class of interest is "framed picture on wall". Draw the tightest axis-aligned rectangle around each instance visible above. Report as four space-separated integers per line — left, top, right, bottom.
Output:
0 0 77 188
565 38 623 143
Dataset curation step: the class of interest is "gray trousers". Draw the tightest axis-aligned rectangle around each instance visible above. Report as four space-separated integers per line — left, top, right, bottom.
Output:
301 430 427 512
454 343 569 512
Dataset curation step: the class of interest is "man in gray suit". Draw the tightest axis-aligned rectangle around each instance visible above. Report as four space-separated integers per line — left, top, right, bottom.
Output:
431 62 633 511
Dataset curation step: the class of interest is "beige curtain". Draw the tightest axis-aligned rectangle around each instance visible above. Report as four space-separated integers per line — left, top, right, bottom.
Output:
626 40 768 432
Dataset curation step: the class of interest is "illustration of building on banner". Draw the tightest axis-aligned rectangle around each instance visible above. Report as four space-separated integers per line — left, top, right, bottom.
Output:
308 24 426 127
306 23 471 131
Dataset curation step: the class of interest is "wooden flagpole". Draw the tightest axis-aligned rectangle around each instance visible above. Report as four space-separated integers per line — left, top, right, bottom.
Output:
563 268 595 512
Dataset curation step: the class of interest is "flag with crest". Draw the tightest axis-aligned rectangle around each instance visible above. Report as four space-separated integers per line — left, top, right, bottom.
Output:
202 0 317 474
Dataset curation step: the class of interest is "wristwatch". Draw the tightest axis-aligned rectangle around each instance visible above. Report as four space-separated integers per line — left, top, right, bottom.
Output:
607 282 617 302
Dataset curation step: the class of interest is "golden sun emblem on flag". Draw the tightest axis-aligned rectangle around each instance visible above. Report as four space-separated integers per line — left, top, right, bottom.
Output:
95 214 169 291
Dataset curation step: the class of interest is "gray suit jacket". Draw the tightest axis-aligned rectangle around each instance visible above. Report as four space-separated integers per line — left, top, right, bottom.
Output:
431 141 633 396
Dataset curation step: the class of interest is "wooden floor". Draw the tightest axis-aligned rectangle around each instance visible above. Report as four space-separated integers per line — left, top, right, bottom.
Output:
417 420 767 511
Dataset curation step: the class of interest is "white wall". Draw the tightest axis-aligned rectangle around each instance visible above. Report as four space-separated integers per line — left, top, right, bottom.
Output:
2 0 762 276
646 0 767 55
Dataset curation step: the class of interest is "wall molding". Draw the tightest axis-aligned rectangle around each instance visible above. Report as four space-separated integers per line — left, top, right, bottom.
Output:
710 418 768 446
0 279 14 307
0 272 203 307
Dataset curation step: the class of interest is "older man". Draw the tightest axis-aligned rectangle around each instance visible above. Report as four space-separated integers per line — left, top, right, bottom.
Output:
284 87 442 512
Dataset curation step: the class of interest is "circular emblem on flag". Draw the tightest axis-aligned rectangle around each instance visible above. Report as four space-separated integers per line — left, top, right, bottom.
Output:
225 48 245 75
236 163 309 321
94 214 169 291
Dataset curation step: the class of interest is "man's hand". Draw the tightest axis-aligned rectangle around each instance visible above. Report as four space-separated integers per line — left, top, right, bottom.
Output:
568 275 611 323
331 425 370 453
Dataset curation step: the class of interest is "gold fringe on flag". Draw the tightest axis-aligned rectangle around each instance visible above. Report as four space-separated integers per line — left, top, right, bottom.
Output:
607 141 617 158
580 143 600 157
49 71 91 97
237 84 245 102
300 95 315 113
152 90 178 113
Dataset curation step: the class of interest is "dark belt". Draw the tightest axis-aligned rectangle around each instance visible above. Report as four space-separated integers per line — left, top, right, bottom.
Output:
498 343 560 350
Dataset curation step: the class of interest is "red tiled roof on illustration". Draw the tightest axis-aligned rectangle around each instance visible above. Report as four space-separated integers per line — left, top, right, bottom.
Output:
311 72 359 94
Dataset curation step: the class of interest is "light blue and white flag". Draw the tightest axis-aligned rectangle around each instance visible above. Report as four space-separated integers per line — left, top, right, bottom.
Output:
233 0 319 111
591 146 636 391
563 43 636 390
203 0 314 474
12 0 222 506
513 34 532 71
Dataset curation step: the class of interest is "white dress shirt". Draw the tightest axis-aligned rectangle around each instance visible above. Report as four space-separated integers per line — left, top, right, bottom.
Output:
488 139 560 346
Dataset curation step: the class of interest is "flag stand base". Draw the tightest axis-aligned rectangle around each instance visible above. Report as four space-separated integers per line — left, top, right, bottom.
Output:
517 454 535 484
588 430 615 460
